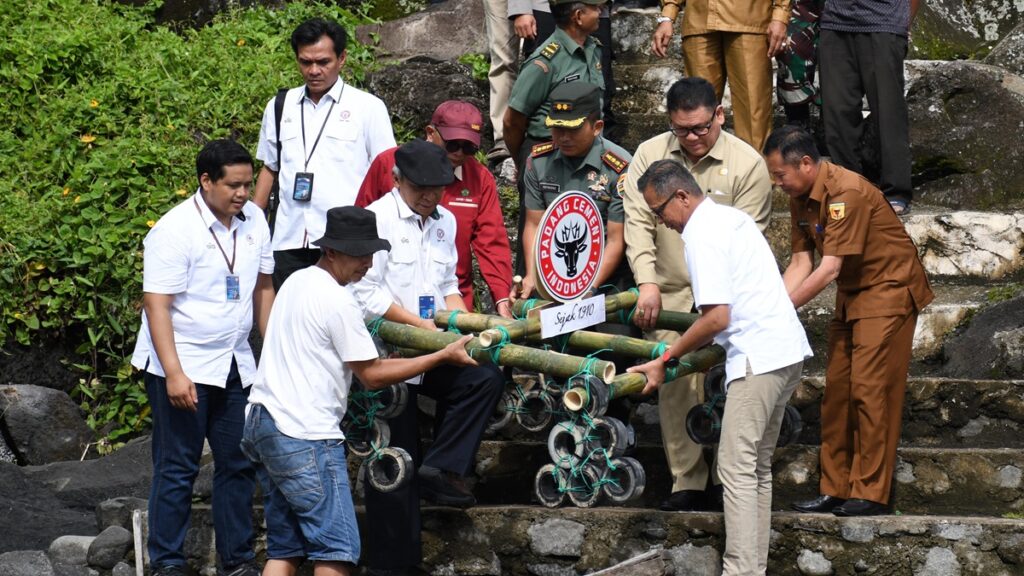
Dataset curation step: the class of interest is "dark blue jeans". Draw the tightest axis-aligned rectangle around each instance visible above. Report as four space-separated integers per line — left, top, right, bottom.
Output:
145 358 256 570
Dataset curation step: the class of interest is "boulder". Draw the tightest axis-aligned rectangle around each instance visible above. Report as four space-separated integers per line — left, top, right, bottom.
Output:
47 536 95 567
912 0 1024 59
86 526 132 570
941 294 1024 379
903 212 1024 279
95 497 148 532
0 385 94 465
366 57 489 148
0 463 96 553
907 61 1024 210
985 23 1024 76
355 0 486 62
24 436 151 512
0 550 56 576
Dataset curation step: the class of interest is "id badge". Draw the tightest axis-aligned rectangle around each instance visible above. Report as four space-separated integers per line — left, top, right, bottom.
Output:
226 275 241 301
293 172 314 202
418 295 435 319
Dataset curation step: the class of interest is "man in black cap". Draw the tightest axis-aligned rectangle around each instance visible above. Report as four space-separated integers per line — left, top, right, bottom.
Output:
243 206 479 576
350 139 506 576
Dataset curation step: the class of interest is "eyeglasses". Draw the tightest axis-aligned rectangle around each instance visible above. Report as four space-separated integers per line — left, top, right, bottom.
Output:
444 140 479 155
652 194 676 219
669 119 714 138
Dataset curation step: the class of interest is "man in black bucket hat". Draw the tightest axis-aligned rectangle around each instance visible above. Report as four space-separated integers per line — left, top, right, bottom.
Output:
243 205 478 576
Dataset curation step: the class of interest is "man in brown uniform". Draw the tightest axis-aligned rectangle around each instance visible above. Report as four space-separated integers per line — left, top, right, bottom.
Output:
764 125 933 517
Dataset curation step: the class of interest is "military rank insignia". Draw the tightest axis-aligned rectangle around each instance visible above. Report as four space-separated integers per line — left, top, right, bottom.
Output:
601 151 628 174
828 202 846 220
531 142 555 157
541 42 560 60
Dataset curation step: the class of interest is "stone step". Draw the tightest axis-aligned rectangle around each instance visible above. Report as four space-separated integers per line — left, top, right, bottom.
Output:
471 441 1024 517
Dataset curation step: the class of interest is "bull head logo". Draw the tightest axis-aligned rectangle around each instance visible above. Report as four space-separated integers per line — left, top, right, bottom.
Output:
554 222 587 278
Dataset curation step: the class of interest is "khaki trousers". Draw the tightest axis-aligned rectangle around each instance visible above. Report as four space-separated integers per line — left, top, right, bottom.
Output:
820 311 917 504
682 32 774 153
718 361 803 576
653 288 714 492
482 0 519 150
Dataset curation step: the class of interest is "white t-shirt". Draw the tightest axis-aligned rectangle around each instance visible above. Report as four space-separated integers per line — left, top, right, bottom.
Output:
256 81 396 251
682 199 812 385
130 192 274 386
247 265 378 440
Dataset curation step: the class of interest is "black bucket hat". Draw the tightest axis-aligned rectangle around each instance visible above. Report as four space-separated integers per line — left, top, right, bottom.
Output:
312 206 391 256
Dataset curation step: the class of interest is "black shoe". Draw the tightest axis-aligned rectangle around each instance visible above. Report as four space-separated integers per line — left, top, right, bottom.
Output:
833 498 889 517
659 490 704 511
419 466 476 508
791 494 846 513
220 560 260 576
152 566 187 576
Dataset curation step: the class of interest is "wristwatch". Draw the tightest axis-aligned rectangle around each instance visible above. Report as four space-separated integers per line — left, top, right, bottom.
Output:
660 349 680 368
656 15 673 24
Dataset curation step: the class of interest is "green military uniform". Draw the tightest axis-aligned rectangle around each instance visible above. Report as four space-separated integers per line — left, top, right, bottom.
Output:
508 26 605 143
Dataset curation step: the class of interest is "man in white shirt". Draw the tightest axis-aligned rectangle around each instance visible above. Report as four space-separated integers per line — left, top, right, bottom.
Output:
629 159 811 576
350 139 505 575
242 206 478 576
252 17 396 290
131 140 275 576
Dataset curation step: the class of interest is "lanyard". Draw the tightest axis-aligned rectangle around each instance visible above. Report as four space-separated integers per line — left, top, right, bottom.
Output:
194 198 238 274
300 83 343 170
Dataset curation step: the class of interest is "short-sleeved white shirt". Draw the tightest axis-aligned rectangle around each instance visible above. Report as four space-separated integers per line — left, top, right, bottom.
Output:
350 190 461 319
682 199 812 385
130 192 274 387
247 265 379 440
256 81 396 251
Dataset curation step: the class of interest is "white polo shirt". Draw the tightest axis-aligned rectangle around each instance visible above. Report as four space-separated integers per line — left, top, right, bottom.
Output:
130 192 274 387
350 189 461 319
256 80 396 251
682 199 812 385
247 265 378 440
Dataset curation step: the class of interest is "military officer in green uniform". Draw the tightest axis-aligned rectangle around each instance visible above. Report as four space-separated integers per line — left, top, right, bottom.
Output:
512 81 633 302
504 0 607 276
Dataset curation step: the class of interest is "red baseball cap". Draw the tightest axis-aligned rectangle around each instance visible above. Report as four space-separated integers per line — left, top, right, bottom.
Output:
431 100 483 147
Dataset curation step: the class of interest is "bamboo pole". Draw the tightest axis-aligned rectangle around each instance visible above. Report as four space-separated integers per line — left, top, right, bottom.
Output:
371 319 616 382
511 294 699 333
562 345 726 411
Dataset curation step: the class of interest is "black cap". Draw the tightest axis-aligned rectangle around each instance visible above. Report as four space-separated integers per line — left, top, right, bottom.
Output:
549 0 606 6
394 139 455 187
312 206 391 256
546 82 603 128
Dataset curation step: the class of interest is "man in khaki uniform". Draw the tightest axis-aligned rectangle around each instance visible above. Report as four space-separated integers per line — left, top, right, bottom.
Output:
651 0 790 153
766 125 933 517
622 77 772 511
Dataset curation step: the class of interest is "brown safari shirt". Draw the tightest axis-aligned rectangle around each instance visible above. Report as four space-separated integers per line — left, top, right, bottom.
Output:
789 162 933 320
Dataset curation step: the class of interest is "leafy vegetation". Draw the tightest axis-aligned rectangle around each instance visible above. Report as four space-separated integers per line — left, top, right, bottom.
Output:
458 53 490 83
0 0 379 449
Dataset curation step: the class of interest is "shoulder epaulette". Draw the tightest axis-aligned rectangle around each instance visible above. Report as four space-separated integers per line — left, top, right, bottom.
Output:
540 41 561 60
601 150 629 174
531 141 555 158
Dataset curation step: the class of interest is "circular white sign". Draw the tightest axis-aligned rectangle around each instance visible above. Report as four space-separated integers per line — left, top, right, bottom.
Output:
535 191 605 302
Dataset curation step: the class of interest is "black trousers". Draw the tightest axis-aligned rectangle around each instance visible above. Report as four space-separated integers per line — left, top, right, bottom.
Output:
271 248 319 292
819 30 911 203
362 363 504 570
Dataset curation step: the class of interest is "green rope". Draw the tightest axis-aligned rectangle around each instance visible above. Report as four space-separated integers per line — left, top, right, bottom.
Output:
616 287 641 325
514 298 540 320
651 341 667 360
446 309 462 335
366 316 385 337
480 325 511 363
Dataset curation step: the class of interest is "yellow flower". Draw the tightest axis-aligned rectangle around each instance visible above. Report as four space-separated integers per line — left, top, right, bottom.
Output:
80 134 96 144
147 220 156 228
62 187 70 197
13 312 22 319
89 99 99 108
236 38 246 47
74 195 81 203
33 262 45 271
175 188 187 197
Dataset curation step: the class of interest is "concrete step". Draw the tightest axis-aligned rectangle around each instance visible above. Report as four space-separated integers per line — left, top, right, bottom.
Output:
472 441 1024 517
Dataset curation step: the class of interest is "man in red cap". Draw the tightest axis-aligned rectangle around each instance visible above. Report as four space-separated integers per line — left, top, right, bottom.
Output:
356 100 514 318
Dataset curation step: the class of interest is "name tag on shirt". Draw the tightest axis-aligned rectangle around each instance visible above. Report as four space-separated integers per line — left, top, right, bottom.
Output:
226 275 241 301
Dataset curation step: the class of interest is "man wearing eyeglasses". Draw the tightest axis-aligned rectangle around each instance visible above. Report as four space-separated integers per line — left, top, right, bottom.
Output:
356 101 514 318
621 76 773 512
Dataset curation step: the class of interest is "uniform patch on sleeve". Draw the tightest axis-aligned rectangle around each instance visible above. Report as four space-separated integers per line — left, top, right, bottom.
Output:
828 202 846 220
541 42 560 60
532 59 550 74
615 174 627 198
601 150 628 174
531 141 555 157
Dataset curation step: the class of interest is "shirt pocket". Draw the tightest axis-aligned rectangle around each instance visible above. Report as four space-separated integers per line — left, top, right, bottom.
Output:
388 244 418 290
278 120 302 166
706 189 735 206
325 119 359 143
431 249 456 289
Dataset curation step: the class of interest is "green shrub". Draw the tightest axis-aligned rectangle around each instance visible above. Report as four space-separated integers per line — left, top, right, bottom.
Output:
0 0 378 449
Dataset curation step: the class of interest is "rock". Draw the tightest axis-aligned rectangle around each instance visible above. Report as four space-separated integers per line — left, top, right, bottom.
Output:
527 563 577 576
997 533 1024 564
906 61 1024 210
0 550 56 576
985 23 1024 76
941 295 1024 379
193 461 214 500
904 212 1024 279
111 563 134 576
47 536 95 566
932 522 983 544
95 497 148 532
23 436 151 512
0 463 96 553
915 547 961 576
366 56 489 148
527 518 586 557
912 0 1024 59
0 385 94 465
840 522 875 543
86 526 132 569
355 0 486 61
51 564 98 576
797 550 833 576
665 543 722 576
